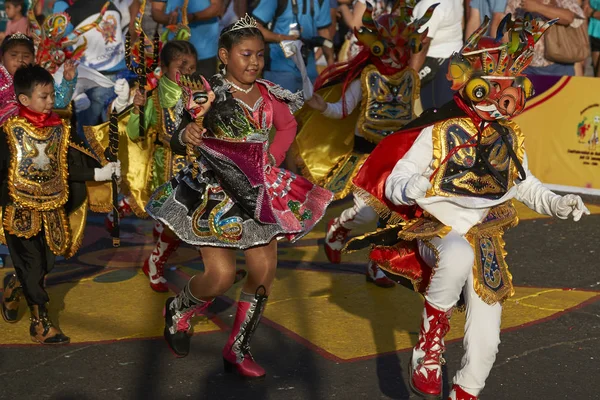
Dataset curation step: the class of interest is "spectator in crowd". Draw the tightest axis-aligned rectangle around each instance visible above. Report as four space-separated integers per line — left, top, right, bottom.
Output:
584 0 600 76
0 1 6 36
337 0 393 61
151 0 223 78
505 0 584 76
252 0 334 92
130 0 159 39
53 0 133 136
465 0 507 37
409 0 463 111
218 0 238 33
0 0 29 42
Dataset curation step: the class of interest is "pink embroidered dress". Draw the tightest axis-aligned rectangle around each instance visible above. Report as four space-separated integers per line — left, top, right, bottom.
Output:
147 76 333 249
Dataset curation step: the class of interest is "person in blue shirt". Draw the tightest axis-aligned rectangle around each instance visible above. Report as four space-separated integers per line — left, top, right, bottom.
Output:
585 0 600 76
151 0 223 78
465 0 507 37
252 0 334 93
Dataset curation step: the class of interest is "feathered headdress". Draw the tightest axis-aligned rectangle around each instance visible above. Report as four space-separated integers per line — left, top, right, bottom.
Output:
28 0 109 73
354 0 438 69
447 13 557 91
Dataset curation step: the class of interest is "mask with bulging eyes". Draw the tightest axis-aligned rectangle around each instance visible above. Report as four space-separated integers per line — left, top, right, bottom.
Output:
466 74 534 121
176 72 216 121
447 13 556 121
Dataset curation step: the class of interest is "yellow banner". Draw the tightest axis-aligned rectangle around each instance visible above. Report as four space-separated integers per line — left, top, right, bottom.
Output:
514 76 600 195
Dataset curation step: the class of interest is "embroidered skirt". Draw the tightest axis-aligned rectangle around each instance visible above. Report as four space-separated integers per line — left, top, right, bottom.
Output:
146 137 333 249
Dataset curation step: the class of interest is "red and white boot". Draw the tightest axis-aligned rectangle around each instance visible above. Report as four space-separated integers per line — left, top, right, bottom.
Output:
153 221 164 242
142 230 181 292
222 286 268 379
409 301 453 400
448 385 478 400
366 260 395 288
324 218 350 264
105 197 134 233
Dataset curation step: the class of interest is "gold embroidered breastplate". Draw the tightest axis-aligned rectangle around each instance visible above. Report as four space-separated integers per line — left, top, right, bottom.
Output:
4 117 70 210
430 118 524 200
358 64 420 144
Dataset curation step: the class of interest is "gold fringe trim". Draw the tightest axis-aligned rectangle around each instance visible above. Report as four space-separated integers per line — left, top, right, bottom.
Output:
0 208 4 245
64 199 88 259
42 208 71 256
353 186 406 225
69 141 100 162
83 124 110 167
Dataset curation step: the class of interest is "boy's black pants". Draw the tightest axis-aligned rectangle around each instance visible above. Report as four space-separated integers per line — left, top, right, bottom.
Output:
5 230 56 307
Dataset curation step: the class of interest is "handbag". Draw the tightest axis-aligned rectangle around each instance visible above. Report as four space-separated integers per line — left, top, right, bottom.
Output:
544 1 590 64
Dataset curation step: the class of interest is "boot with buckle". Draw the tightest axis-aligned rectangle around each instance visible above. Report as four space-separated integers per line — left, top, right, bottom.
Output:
2 274 22 323
222 286 268 379
29 304 70 345
163 282 212 357
409 301 453 399
142 229 181 292
324 218 350 264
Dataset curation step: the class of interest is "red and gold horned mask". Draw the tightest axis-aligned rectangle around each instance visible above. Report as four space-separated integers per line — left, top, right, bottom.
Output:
447 13 556 120
354 0 438 70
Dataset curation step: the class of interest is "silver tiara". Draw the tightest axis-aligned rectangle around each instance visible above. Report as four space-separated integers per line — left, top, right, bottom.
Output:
8 32 31 41
229 14 258 32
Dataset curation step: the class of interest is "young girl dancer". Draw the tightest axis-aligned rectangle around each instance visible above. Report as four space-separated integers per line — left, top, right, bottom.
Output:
146 15 332 378
102 40 198 292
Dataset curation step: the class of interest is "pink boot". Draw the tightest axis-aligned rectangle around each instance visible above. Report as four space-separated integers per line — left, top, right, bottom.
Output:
222 286 268 379
163 282 212 357
142 230 181 292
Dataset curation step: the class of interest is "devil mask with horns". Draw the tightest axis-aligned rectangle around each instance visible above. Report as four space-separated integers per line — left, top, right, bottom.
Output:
354 0 437 70
447 13 557 121
176 72 215 121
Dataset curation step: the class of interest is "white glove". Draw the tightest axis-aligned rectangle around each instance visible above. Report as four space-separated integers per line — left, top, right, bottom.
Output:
73 93 91 111
114 79 130 102
113 79 130 112
404 174 432 202
94 161 121 182
553 194 590 221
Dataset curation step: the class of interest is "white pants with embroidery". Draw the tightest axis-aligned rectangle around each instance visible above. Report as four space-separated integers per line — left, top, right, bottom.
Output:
338 195 379 229
417 230 502 396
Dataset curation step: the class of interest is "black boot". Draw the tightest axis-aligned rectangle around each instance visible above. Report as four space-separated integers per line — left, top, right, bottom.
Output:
164 282 212 358
29 304 70 345
2 274 22 323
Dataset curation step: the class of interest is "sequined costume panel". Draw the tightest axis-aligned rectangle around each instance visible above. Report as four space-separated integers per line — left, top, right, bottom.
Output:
430 118 524 200
358 65 420 144
4 117 71 211
147 78 333 249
